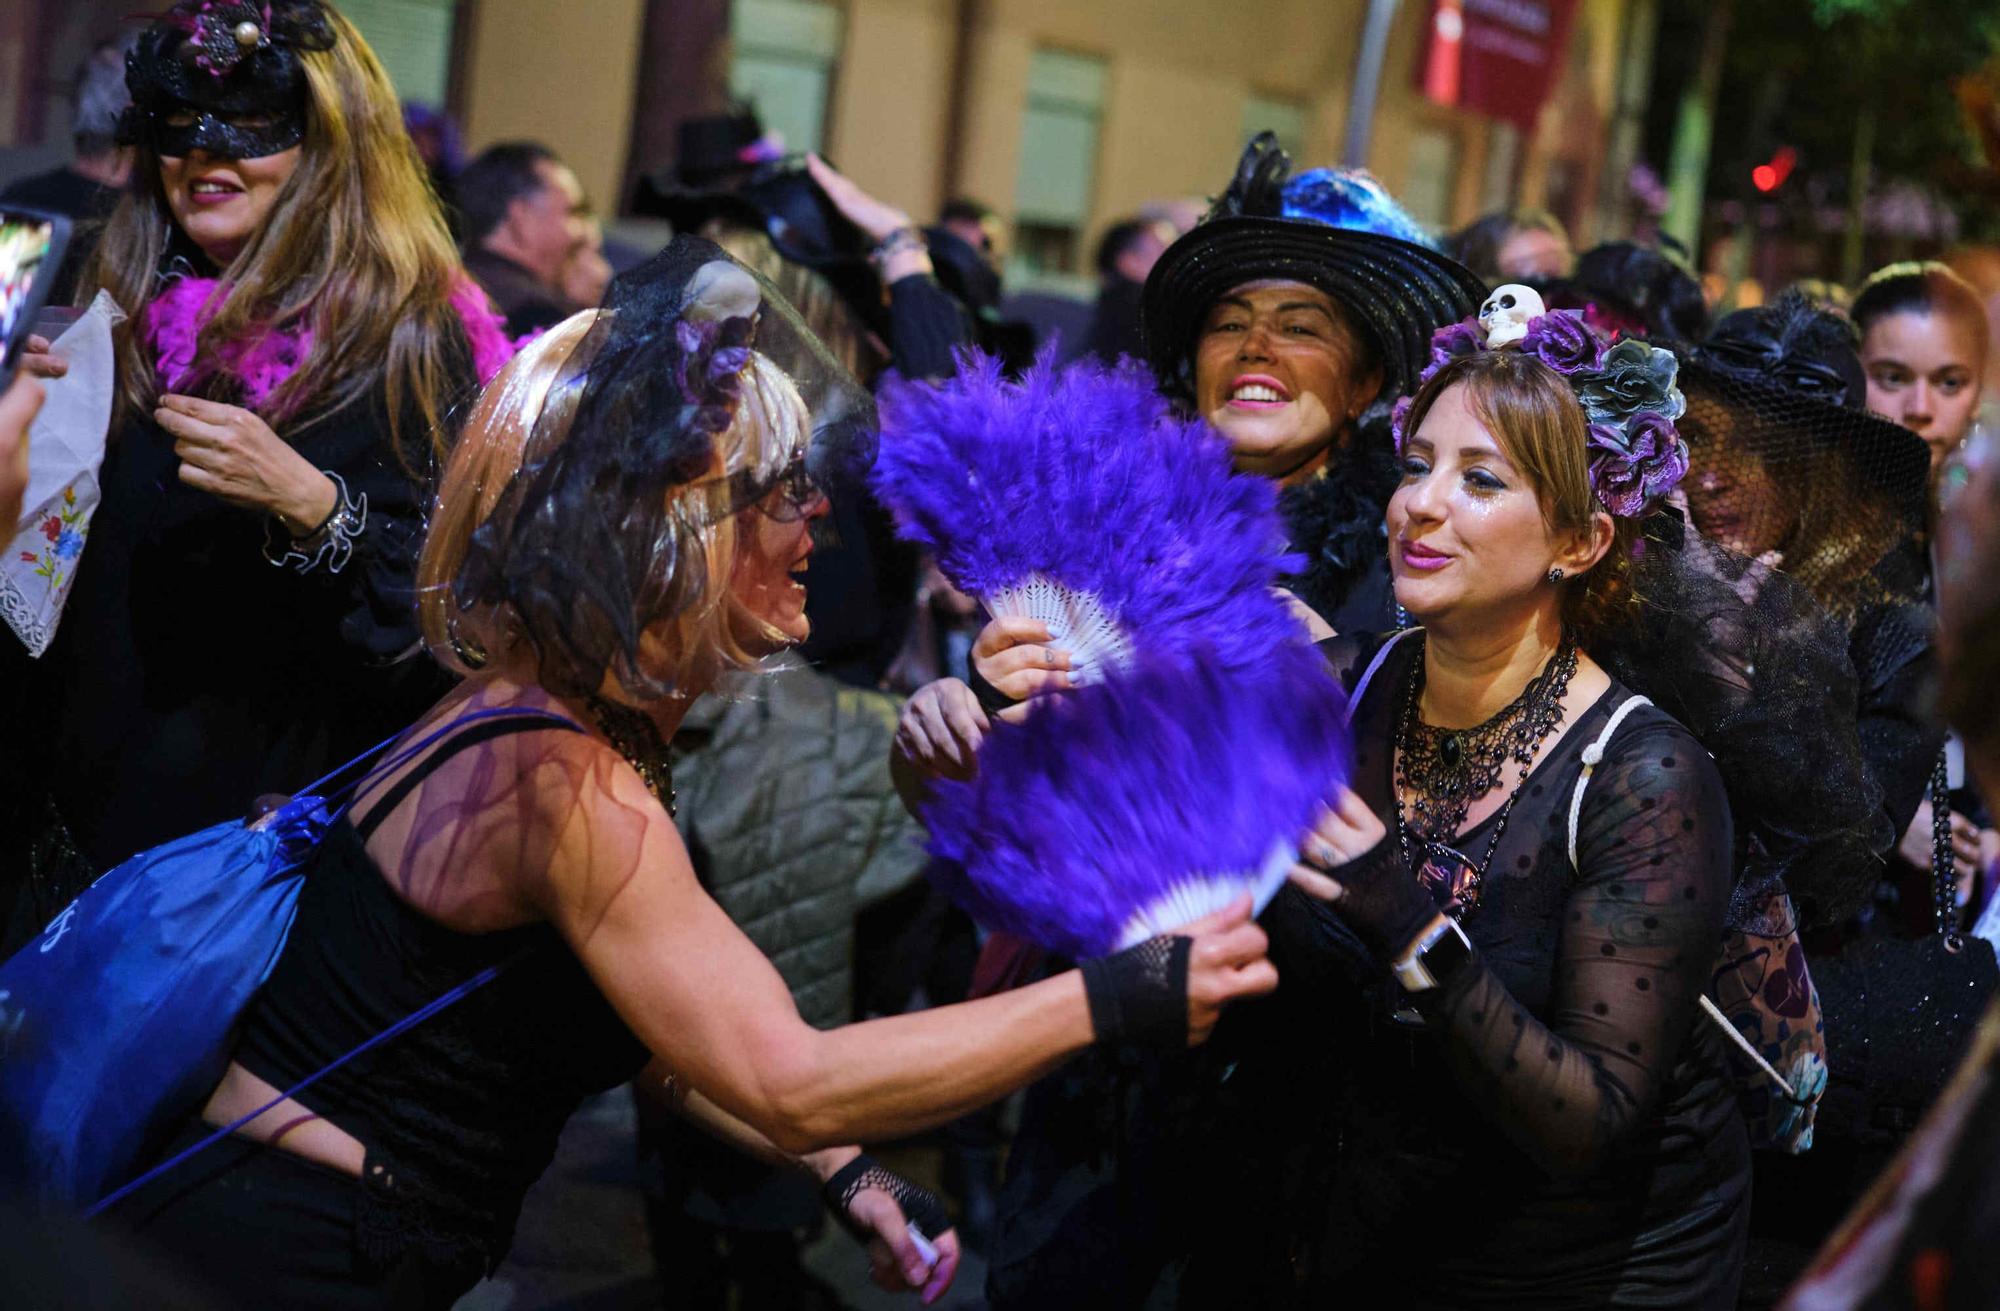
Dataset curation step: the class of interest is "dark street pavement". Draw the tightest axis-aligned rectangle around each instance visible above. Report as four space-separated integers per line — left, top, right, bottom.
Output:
454 1090 988 1311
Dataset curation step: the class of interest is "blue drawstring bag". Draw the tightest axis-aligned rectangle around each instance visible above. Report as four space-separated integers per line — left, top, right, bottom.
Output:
0 707 570 1205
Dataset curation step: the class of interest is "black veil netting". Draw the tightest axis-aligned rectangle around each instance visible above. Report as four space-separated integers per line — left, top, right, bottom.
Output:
451 234 876 700
1674 358 1931 642
1600 512 1893 929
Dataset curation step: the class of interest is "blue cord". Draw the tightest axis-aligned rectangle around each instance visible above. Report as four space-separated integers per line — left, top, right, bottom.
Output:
87 946 532 1217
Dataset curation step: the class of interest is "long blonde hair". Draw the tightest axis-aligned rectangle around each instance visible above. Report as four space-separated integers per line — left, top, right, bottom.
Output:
85 5 469 467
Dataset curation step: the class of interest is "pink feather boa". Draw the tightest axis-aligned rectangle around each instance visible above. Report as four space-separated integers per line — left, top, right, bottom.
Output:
143 272 524 413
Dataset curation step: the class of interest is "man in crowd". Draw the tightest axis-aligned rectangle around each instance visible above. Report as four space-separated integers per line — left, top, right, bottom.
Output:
1085 215 1176 364
937 197 1005 266
1 36 135 306
458 141 592 336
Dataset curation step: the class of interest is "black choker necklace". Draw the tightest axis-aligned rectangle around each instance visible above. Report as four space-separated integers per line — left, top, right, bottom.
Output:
586 696 678 818
1393 637 1578 915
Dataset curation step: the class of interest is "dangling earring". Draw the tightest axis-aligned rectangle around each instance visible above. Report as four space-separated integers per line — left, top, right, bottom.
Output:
1546 567 1565 584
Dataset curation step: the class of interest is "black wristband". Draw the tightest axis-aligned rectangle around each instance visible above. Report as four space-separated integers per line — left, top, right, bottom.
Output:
823 1153 952 1243
1079 934 1191 1048
965 660 1018 717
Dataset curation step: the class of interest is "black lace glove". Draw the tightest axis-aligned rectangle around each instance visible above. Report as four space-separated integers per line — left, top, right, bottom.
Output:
1311 836 1438 966
823 1153 952 1244
1078 934 1192 1047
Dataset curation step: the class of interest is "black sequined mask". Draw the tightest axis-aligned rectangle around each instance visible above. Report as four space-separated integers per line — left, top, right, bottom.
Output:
119 2 335 160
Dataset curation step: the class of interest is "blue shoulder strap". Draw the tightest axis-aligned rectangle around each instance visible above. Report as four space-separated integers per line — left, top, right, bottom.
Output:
292 704 585 822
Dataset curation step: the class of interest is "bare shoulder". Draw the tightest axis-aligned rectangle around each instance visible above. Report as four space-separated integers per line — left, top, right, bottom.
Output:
517 722 697 937
358 684 671 929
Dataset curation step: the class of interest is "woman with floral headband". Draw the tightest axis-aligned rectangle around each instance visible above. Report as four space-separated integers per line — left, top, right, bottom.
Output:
1191 297 1754 1308
885 135 1484 1310
0 1 518 949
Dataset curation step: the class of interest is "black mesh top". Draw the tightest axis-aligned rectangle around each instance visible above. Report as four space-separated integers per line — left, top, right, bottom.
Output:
234 720 649 1278
1187 634 1750 1310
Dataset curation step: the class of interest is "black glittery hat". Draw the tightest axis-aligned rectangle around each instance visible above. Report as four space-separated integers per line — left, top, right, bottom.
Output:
1142 133 1486 403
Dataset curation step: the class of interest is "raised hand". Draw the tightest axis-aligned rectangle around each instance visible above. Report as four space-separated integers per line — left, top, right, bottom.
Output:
893 677 990 784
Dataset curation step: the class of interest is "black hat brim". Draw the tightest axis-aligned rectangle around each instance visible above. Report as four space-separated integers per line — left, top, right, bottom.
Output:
1678 358 1932 531
1141 216 1486 402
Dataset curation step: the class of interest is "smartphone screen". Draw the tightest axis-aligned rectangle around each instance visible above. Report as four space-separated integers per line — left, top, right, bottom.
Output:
0 209 71 389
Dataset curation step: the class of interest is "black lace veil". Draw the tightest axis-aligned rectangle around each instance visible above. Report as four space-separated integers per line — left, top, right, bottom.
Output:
1599 516 1890 928
448 235 875 700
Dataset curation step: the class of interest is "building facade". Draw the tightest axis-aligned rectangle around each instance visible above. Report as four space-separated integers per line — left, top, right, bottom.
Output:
2 0 1649 284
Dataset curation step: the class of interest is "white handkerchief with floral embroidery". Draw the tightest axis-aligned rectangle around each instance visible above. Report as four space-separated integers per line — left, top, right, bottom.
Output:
1 291 124 656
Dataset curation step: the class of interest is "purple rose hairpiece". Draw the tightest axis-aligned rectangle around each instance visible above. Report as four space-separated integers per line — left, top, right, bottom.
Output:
1395 283 1689 517
674 315 755 439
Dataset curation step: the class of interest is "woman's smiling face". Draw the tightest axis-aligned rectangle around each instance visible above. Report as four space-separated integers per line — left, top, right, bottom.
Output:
1193 279 1381 482
1387 381 1572 624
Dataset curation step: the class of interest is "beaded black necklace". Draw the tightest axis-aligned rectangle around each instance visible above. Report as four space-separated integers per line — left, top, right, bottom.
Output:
586 695 678 818
1929 752 1964 953
1392 637 1578 916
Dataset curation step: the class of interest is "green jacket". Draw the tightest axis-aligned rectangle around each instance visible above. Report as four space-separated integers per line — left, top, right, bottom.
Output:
670 659 929 1029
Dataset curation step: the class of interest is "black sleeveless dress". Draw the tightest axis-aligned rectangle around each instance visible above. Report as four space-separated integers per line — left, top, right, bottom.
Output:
113 717 650 1309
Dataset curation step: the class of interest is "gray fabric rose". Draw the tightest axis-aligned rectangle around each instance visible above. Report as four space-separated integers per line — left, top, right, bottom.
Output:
1577 339 1686 424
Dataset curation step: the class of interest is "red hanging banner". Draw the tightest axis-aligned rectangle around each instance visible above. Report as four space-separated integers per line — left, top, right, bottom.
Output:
1415 0 1580 129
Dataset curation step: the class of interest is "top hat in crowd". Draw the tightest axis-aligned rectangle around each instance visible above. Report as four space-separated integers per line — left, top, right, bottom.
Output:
634 111 886 334
670 111 774 190
1538 241 1710 344
1142 132 1487 404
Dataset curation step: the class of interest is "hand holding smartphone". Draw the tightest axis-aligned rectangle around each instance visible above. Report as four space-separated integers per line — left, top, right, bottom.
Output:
0 206 74 391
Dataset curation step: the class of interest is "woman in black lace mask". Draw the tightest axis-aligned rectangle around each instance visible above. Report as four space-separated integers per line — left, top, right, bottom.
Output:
1242 308 1752 1308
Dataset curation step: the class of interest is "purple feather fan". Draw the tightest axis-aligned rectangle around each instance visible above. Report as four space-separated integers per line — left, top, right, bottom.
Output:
872 350 1306 682
923 641 1350 959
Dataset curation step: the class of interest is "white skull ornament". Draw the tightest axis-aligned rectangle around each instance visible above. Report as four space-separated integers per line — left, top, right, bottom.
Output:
1478 283 1545 349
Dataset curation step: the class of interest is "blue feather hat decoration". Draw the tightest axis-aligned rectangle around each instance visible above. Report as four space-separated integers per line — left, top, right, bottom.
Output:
872 349 1306 681
1280 167 1442 251
922 641 1350 960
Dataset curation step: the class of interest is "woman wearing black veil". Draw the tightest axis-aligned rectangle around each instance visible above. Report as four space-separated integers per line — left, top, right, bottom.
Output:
1680 291 2000 1304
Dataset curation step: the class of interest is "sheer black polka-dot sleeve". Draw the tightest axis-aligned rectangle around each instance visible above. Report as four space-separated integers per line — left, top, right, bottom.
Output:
1419 721 1733 1178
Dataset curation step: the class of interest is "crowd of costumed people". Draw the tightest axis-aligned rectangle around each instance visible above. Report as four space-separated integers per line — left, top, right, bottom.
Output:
1 3 2000 1310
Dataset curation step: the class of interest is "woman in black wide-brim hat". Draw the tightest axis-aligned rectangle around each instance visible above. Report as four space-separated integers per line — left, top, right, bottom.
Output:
889 134 1482 1311
1681 292 2000 1308
1141 132 1487 637
938 135 1484 739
